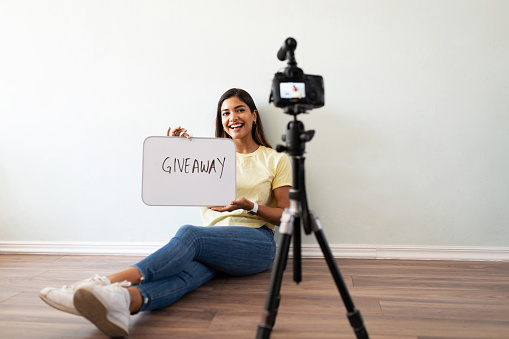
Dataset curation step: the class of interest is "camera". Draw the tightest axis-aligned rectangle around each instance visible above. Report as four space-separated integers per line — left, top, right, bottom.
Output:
270 38 324 113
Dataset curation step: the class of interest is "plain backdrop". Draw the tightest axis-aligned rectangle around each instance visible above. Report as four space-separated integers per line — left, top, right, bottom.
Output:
1 0 508 247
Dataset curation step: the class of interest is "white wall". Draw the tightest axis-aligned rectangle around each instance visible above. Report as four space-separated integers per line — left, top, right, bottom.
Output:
1 0 508 247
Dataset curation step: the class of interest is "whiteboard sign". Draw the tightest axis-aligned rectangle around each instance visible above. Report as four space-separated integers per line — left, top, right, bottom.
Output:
142 137 236 206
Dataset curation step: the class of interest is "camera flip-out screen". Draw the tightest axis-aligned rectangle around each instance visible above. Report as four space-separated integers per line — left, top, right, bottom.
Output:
280 82 306 99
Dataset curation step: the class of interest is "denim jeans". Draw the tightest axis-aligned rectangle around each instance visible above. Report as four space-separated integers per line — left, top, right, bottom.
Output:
132 225 276 312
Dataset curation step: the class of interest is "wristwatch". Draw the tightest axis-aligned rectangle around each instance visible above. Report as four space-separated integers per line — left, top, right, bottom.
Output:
248 202 258 215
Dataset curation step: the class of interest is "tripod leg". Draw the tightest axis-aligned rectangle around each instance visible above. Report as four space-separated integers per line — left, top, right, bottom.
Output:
257 209 295 339
311 211 369 339
293 219 302 284
256 232 291 339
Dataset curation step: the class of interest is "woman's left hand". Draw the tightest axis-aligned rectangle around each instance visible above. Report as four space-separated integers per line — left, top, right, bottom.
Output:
208 197 253 213
207 186 290 226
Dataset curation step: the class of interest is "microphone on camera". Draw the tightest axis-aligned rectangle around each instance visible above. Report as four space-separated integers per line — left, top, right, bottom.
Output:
277 37 297 61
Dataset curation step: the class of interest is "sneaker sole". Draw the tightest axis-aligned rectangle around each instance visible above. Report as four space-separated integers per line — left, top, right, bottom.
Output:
74 286 129 337
39 292 81 316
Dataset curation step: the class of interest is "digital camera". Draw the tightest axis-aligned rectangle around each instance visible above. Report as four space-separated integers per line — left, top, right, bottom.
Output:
269 38 324 112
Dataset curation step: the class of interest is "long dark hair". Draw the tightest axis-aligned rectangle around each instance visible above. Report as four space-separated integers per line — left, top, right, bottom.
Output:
215 88 272 148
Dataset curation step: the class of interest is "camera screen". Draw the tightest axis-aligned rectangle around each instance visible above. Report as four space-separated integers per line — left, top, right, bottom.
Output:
280 82 306 99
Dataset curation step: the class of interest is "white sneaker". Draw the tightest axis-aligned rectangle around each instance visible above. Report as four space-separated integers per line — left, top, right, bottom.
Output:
73 282 131 337
39 274 116 316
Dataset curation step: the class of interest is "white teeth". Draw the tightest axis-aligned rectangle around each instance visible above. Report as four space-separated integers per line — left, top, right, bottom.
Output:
230 124 243 129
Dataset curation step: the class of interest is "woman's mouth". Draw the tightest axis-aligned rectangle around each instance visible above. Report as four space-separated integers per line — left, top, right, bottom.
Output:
229 123 244 131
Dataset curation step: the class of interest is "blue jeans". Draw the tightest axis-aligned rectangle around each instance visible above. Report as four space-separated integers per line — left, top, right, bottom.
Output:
132 225 276 312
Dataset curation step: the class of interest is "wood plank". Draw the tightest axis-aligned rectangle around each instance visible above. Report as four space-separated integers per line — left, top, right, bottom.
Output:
1 254 508 338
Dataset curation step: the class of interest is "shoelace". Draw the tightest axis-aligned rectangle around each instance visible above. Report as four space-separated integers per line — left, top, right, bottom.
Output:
60 274 112 291
113 280 132 288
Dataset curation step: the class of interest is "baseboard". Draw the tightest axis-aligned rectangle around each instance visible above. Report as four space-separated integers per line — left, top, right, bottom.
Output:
1 241 508 261
292 244 509 261
0 241 164 256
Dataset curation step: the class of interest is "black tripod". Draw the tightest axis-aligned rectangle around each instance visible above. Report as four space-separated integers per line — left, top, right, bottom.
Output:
256 107 369 339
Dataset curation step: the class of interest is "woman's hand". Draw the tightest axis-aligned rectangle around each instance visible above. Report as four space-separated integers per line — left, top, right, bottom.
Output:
207 197 252 213
167 126 191 140
207 186 290 226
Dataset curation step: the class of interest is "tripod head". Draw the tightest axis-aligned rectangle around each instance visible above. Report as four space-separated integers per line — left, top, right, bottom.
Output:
276 117 315 157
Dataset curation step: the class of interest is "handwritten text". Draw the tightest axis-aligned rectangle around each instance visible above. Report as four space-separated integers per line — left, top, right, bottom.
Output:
162 157 226 179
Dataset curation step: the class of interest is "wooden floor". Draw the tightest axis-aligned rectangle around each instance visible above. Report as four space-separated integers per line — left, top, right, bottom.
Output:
1 254 508 338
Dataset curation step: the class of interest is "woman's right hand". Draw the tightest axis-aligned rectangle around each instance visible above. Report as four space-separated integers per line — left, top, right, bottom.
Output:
167 126 191 140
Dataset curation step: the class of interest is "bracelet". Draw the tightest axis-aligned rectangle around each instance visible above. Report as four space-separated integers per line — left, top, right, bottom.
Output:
247 202 258 215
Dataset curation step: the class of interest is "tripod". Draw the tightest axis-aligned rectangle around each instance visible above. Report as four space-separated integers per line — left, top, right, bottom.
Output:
256 107 369 339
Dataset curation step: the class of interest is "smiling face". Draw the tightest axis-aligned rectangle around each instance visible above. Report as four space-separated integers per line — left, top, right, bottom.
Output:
220 96 257 142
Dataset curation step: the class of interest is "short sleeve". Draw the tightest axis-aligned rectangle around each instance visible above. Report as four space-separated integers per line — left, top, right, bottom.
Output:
272 153 292 190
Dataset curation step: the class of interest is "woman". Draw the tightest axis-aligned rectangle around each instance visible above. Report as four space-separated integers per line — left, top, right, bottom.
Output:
39 88 292 337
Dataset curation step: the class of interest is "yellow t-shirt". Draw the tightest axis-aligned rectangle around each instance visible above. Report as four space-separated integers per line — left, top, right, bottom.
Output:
200 145 292 230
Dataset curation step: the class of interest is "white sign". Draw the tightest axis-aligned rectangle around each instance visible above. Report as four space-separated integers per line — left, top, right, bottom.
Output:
142 137 236 206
